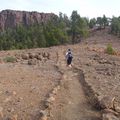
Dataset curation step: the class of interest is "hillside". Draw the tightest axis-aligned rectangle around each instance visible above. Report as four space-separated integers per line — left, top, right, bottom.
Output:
0 29 120 120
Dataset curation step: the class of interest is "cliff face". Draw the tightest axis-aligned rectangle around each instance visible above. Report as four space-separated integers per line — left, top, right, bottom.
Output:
0 10 56 31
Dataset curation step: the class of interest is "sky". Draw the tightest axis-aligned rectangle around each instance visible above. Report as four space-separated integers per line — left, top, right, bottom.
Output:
0 0 120 18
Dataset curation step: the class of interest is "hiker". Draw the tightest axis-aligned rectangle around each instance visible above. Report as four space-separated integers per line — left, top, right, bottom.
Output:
65 49 73 67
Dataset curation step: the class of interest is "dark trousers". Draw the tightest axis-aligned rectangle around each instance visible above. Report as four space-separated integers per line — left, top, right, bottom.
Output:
67 58 72 65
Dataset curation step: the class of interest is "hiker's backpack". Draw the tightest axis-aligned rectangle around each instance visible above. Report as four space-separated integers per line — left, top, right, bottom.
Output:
68 52 73 59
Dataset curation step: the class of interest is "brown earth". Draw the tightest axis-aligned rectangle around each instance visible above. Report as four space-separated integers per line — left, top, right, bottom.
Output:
0 29 120 120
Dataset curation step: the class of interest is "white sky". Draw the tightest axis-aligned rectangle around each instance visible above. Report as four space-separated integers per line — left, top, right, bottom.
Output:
0 0 120 18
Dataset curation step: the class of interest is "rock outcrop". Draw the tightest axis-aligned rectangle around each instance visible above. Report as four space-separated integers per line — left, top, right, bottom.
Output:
0 9 56 31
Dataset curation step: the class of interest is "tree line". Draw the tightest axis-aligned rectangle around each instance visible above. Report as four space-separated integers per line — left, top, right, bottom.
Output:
110 17 120 37
0 10 119 50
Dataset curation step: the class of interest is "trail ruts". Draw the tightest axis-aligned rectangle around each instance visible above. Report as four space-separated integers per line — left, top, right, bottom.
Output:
48 50 101 120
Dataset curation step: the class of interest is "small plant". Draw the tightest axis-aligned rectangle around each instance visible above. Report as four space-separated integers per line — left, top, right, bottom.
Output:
3 56 17 63
106 44 115 55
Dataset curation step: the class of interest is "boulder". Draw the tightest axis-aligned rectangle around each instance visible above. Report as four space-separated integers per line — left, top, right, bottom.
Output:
115 106 120 113
28 53 36 59
99 96 115 109
36 55 42 61
28 59 37 65
42 52 50 59
21 54 29 60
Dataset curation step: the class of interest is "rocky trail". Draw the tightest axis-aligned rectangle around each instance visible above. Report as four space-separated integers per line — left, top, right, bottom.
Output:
48 50 101 120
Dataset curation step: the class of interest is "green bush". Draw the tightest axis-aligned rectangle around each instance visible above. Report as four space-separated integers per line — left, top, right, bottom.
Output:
3 56 17 63
106 44 115 55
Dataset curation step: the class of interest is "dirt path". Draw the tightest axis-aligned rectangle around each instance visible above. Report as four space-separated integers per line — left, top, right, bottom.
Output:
49 50 101 120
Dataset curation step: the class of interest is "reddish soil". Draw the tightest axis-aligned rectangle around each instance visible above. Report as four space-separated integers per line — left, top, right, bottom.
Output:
0 29 120 120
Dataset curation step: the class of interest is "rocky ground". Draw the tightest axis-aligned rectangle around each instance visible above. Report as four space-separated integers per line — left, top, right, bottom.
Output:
0 29 120 120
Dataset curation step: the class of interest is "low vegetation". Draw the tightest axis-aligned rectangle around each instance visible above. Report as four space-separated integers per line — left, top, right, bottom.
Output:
106 44 115 55
3 56 17 63
111 17 120 37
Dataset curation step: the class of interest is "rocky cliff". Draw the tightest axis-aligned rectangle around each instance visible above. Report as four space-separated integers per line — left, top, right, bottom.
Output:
0 10 56 31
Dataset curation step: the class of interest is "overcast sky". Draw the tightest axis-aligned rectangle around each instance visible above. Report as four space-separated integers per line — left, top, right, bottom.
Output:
0 0 120 18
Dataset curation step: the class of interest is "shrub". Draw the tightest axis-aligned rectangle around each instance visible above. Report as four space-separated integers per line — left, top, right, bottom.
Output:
106 44 115 55
3 56 17 63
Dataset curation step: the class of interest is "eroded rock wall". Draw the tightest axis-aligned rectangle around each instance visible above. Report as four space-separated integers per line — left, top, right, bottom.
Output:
0 10 56 31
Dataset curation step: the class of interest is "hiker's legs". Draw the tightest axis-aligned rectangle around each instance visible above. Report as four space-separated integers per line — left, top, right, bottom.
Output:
67 58 72 67
69 58 72 67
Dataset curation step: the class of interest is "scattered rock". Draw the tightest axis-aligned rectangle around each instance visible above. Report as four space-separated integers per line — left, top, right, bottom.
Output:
42 52 47 58
5 90 10 95
40 110 47 117
7 108 12 112
16 59 21 62
21 54 29 60
4 96 12 103
47 96 55 103
112 99 120 113
102 109 119 116
102 113 119 120
98 59 111 64
28 59 37 65
43 58 48 62
5 114 18 120
85 63 91 66
30 86 36 92
93 54 100 60
12 91 17 96
12 114 18 120
99 96 115 109
45 101 50 108
0 107 3 112
17 97 23 102
56 85 60 90
28 53 36 59
41 115 47 120
7 108 14 113
48 93 53 98
42 52 50 59
45 96 55 108
15 54 21 59
0 91 3 94
5 117 12 120
0 106 3 118
52 88 58 95
115 106 120 113
36 55 42 61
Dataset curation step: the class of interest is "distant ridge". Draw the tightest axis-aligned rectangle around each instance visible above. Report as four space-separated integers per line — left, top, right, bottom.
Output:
0 9 56 31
